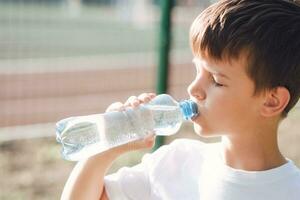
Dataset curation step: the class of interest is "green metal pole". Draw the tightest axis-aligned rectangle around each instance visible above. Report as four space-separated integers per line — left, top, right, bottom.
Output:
153 0 173 151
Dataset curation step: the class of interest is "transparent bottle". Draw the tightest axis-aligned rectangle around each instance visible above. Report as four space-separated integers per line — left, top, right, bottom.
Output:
56 94 198 161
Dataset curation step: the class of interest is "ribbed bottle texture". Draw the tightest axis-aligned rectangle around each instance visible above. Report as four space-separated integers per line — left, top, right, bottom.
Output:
56 94 198 161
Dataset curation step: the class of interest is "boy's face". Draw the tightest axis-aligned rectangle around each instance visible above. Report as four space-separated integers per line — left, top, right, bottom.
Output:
188 53 263 137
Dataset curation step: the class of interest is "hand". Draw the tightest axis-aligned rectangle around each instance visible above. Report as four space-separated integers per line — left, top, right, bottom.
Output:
105 92 156 112
105 93 157 152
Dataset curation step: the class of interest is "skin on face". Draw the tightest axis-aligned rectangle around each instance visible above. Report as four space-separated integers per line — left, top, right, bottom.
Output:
188 53 263 138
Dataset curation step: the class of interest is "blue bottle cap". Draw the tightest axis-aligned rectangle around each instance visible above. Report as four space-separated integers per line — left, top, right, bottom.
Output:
179 100 199 120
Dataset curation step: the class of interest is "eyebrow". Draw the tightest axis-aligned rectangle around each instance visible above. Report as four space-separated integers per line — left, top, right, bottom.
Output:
192 58 230 80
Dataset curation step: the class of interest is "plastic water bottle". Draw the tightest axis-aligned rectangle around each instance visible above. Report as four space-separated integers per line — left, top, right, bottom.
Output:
56 94 198 161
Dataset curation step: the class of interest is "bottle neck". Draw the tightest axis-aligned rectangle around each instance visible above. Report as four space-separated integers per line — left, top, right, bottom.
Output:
179 100 199 120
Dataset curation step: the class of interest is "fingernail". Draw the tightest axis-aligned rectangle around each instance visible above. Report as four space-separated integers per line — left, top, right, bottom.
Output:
144 97 150 102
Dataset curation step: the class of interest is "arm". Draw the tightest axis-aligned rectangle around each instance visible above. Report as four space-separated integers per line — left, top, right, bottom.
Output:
61 136 155 200
60 93 156 200
61 147 121 200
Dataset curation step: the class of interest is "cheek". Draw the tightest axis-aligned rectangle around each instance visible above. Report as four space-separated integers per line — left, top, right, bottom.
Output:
204 92 231 116
193 86 257 134
203 93 242 129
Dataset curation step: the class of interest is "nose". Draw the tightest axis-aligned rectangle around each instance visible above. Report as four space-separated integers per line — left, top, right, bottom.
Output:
187 78 206 101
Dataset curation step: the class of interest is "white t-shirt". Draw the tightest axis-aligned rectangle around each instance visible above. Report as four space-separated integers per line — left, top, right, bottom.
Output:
104 139 300 200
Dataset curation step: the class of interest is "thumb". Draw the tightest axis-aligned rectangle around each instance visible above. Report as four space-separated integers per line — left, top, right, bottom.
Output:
121 131 156 152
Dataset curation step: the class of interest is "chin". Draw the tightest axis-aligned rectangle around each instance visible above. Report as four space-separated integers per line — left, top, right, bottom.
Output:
193 123 207 136
193 123 217 138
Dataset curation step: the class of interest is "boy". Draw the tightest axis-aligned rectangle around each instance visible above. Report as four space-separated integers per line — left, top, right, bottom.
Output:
61 0 300 199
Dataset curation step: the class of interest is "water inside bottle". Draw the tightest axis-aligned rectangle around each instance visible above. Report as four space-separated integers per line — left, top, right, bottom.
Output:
56 104 184 160
147 104 183 136
56 115 104 160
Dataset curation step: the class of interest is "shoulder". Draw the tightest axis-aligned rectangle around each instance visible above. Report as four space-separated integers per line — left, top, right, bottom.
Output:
170 138 207 148
276 161 300 199
285 160 300 186
165 138 209 153
143 139 206 161
142 139 218 171
143 139 217 198
166 138 220 158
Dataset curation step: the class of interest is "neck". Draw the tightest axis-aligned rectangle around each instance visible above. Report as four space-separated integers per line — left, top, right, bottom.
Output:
220 124 287 171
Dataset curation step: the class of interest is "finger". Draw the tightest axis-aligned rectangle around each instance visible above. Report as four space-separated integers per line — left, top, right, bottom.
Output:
105 102 125 112
144 92 156 98
143 131 156 148
138 93 153 103
124 96 141 107
123 131 156 151
148 93 156 98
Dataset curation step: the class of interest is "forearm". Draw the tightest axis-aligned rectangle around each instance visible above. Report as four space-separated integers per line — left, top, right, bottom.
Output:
61 148 121 200
61 93 156 200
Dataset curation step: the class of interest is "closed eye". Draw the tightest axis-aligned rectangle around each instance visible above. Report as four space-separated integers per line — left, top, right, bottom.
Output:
211 76 224 87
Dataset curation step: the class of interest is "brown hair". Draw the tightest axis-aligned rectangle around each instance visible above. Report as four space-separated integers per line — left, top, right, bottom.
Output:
190 0 300 117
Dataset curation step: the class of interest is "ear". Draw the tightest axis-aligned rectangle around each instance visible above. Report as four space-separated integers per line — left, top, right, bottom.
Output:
260 87 290 117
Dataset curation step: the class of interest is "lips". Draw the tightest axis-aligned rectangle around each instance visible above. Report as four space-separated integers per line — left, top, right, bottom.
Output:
191 113 200 122
188 99 202 121
191 105 203 121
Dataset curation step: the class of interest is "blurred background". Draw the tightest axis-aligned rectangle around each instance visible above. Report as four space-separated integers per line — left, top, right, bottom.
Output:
0 0 299 199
